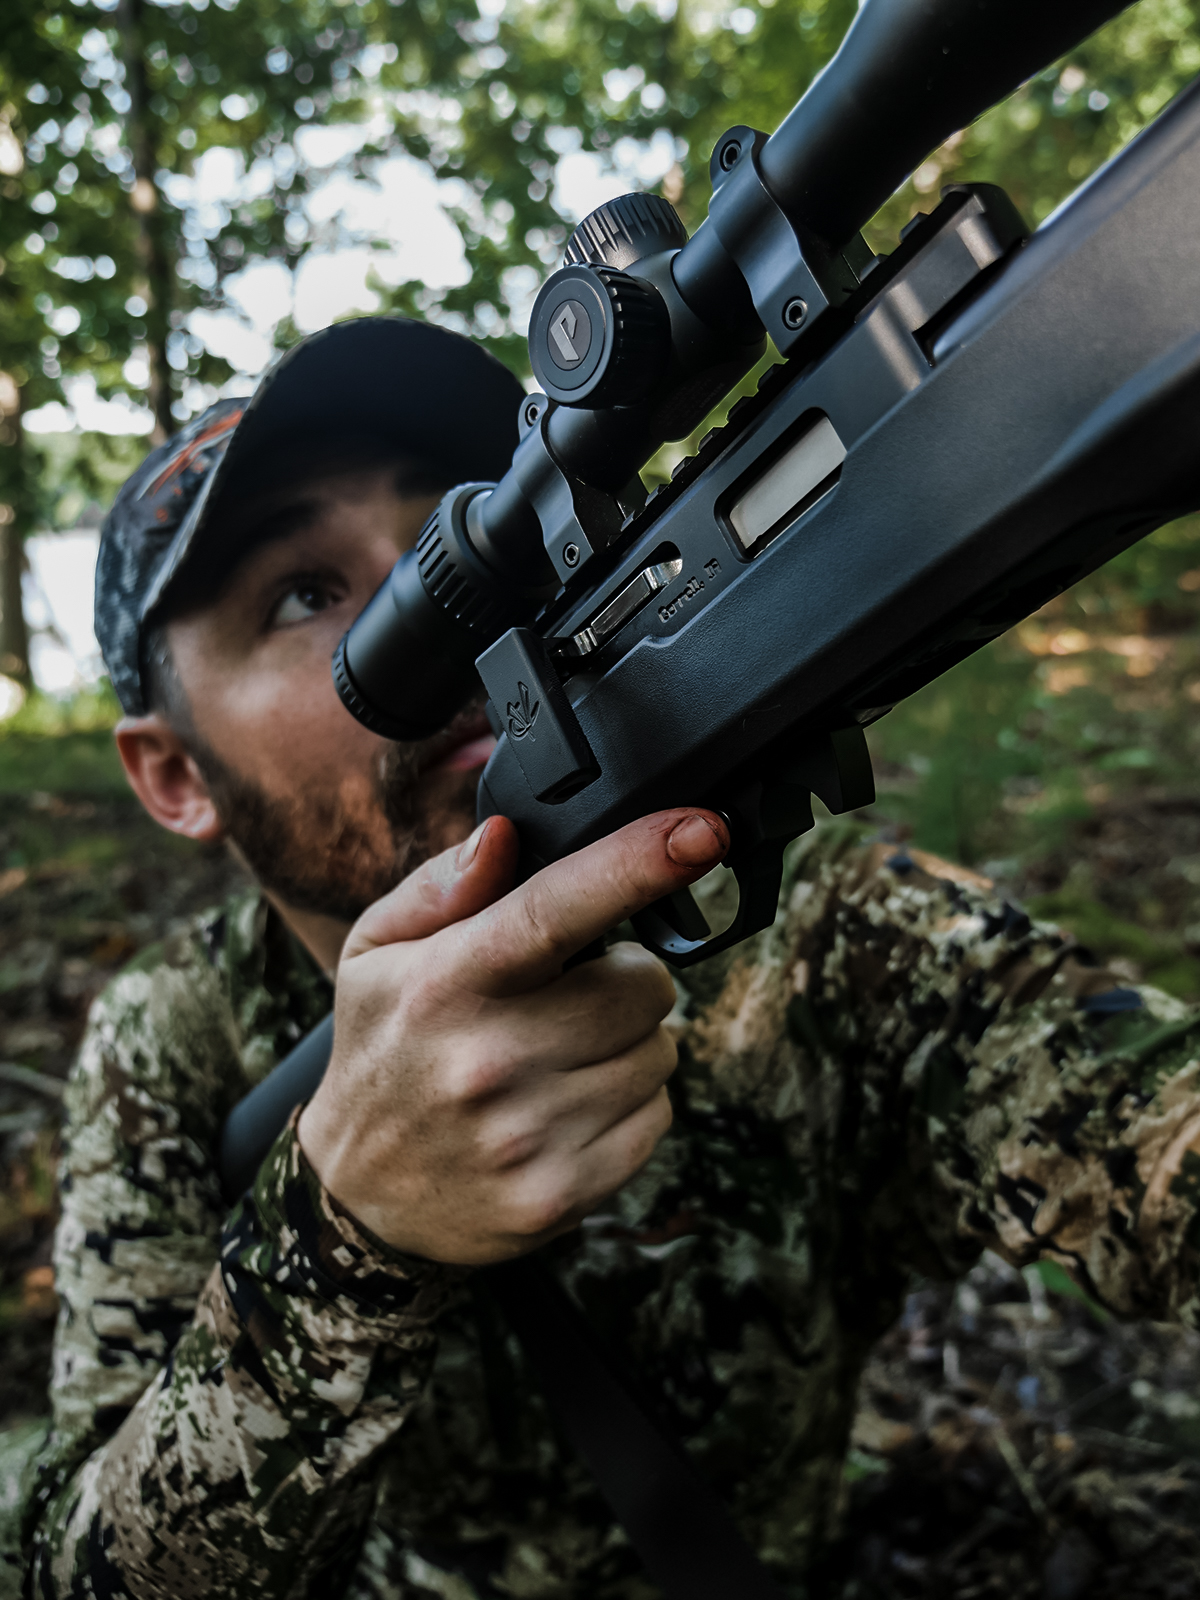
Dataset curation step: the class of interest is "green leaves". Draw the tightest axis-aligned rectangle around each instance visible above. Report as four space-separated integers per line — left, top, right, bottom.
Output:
6 0 1199 430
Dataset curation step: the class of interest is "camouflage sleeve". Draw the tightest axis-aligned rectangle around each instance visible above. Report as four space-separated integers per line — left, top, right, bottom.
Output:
25 918 458 1598
30 1121 460 1598
689 827 1200 1326
44 940 242 1462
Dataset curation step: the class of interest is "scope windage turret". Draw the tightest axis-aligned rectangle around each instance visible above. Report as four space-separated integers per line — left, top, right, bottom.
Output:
527 194 687 408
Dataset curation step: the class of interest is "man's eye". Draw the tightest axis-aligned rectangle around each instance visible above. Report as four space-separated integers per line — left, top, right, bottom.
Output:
272 581 336 626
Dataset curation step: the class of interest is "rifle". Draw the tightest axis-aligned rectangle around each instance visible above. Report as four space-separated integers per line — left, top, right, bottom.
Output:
328 0 1193 965
219 1 1200 1589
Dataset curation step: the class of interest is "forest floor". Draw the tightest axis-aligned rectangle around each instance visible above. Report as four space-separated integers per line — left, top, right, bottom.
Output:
4 731 1200 1596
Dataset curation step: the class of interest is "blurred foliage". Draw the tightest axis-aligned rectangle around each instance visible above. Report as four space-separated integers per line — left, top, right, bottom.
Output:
0 682 126 794
0 727 126 794
869 515 1200 864
0 0 400 438
3 0 1197 427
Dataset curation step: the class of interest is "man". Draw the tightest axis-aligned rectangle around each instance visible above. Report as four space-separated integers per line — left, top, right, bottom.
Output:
14 312 1200 1598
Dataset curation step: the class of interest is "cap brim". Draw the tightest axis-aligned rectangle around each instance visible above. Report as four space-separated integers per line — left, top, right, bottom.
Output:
142 316 525 622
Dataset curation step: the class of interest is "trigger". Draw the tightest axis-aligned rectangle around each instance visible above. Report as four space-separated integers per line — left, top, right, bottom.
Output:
656 889 711 943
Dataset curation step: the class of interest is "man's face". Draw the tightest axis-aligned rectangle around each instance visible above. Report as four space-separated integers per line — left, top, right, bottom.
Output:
165 467 494 924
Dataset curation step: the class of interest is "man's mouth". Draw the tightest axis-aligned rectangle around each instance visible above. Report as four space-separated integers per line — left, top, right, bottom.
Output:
419 706 496 775
433 732 496 772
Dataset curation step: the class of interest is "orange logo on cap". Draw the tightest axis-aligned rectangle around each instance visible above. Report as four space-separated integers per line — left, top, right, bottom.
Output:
140 406 245 501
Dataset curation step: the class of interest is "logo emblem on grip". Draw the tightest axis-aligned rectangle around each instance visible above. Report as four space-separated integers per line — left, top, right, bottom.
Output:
506 681 540 740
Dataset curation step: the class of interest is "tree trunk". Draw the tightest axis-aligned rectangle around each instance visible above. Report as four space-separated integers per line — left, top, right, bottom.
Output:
0 385 32 689
117 0 174 445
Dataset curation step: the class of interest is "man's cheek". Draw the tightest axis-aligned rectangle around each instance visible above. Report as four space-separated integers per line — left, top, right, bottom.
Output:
415 768 480 853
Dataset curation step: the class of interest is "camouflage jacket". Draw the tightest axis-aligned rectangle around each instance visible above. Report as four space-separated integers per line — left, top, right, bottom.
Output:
15 825 1200 1598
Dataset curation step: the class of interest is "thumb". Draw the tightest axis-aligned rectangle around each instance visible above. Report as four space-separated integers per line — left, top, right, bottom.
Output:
344 815 519 960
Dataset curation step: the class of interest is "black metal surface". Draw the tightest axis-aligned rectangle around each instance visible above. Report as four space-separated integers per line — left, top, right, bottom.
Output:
477 628 599 803
218 1013 334 1202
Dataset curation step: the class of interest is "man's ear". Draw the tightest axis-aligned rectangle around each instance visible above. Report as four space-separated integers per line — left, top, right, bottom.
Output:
114 715 225 843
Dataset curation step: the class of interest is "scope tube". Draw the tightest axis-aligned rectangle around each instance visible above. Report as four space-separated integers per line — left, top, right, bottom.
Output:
760 0 1134 250
674 0 1134 327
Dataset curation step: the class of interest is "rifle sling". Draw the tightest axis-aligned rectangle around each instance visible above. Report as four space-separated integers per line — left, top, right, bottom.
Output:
219 1028 785 1597
482 1255 788 1600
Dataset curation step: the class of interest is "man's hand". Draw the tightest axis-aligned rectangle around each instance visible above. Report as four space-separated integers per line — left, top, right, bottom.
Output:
297 809 729 1265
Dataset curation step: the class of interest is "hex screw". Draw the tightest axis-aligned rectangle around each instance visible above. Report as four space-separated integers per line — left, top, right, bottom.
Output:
782 297 808 331
523 398 541 428
563 543 581 567
719 139 741 172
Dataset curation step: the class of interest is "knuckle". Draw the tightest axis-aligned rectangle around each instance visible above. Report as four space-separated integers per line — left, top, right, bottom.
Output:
446 1053 510 1106
651 1026 678 1076
517 882 574 963
609 943 677 1015
627 1091 673 1170
506 1182 574 1241
474 885 573 980
476 1118 539 1173
650 963 679 1018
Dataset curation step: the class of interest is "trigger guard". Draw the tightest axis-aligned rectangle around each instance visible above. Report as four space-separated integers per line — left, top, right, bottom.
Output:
630 842 787 968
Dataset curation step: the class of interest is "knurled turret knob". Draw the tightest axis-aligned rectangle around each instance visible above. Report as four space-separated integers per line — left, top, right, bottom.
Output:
528 262 670 408
564 192 688 271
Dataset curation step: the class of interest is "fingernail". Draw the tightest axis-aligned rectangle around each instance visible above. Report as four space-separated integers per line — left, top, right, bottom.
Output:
456 820 488 871
666 814 727 868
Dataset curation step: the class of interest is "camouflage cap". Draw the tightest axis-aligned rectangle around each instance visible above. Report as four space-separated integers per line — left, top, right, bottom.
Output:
95 316 526 716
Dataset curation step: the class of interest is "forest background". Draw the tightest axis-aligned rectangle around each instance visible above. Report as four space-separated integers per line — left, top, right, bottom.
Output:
8 3 1200 1596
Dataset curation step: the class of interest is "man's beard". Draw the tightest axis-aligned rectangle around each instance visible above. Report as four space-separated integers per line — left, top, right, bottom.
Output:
191 718 483 924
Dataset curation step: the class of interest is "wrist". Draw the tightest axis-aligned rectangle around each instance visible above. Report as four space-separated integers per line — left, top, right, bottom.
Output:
296 1091 428 1257
285 1107 450 1279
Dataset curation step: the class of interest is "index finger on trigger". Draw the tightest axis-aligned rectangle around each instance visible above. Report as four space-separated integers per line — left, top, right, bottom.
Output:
457 809 729 996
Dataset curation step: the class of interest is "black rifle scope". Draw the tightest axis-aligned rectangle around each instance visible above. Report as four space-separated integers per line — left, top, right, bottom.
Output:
333 0 1131 744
